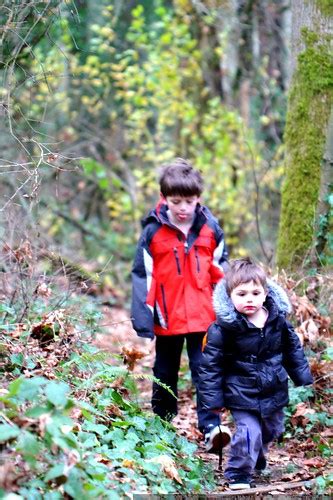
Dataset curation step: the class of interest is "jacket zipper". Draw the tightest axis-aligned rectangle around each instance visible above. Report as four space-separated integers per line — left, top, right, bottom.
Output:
160 284 168 325
173 247 181 274
194 245 200 272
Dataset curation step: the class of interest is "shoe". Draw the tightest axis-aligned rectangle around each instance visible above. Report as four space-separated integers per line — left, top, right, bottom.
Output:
255 455 267 471
227 477 256 490
204 424 232 453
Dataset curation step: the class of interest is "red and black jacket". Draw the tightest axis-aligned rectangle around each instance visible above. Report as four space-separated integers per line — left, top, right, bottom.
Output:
131 202 228 338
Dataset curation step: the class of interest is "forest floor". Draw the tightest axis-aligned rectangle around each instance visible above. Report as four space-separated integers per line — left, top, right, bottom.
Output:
95 307 332 498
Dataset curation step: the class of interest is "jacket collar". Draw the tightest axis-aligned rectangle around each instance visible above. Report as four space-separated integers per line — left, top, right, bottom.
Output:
142 201 208 234
213 278 291 329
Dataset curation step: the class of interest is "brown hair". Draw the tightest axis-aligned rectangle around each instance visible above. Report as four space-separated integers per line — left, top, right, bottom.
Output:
225 257 267 295
159 158 203 197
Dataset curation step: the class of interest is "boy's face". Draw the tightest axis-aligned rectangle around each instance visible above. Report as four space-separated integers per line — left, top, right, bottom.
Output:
230 280 267 318
164 195 199 224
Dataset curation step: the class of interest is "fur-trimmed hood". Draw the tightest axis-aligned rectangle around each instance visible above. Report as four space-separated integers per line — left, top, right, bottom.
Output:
213 278 291 326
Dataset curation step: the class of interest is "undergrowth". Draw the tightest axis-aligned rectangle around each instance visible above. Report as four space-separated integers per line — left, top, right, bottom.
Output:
0 341 215 498
0 244 215 498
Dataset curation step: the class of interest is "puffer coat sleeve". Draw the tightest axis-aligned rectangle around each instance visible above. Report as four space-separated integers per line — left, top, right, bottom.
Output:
199 322 225 410
282 320 313 386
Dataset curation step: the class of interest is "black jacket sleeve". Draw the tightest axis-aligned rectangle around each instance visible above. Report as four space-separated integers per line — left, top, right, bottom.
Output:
199 322 225 410
131 230 155 339
282 320 313 386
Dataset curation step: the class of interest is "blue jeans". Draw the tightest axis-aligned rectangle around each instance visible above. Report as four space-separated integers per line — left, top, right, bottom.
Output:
152 333 220 432
225 409 285 480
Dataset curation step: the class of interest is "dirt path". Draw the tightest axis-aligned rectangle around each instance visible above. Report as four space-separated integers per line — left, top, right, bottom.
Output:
95 307 323 497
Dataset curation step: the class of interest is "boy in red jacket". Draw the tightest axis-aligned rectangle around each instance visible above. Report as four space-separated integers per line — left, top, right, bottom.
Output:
131 158 230 441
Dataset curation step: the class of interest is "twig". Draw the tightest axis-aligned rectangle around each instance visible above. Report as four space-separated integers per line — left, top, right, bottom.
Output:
214 479 315 496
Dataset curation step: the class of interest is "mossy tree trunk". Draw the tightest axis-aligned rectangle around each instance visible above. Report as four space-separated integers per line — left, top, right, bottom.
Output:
276 0 333 270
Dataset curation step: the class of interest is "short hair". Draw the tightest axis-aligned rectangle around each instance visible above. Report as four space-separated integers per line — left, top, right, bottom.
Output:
224 257 267 295
159 158 203 197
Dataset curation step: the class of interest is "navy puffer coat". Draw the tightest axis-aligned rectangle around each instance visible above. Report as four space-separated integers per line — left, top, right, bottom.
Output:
199 279 313 417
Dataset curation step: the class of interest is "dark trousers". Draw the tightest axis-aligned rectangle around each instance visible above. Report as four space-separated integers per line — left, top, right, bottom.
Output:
225 409 285 480
152 333 220 432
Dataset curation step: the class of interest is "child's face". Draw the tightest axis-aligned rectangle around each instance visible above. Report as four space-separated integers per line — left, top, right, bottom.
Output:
164 195 199 224
230 280 267 318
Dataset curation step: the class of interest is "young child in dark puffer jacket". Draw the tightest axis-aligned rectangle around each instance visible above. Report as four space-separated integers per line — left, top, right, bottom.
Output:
199 258 313 491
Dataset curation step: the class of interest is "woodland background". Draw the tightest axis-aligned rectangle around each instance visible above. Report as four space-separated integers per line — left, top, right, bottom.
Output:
0 1 332 498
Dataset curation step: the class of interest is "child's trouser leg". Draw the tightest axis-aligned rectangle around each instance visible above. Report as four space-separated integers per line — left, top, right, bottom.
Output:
225 410 263 480
255 409 285 469
186 333 220 432
225 410 285 480
261 409 285 445
152 335 184 420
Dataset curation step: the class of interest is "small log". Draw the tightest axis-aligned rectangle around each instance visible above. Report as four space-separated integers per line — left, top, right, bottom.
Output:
210 479 315 497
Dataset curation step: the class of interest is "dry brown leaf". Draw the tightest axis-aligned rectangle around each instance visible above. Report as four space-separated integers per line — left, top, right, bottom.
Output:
280 472 296 481
0 462 18 490
95 454 112 466
293 402 315 418
8 323 27 338
106 404 123 417
296 319 319 344
290 402 315 427
36 282 52 298
321 428 333 438
121 344 147 371
293 295 318 322
14 240 32 263
63 449 80 474
148 455 183 484
317 315 332 336
303 457 327 468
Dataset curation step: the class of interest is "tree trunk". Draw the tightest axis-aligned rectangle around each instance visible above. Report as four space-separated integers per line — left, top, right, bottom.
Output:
276 0 333 270
310 106 333 262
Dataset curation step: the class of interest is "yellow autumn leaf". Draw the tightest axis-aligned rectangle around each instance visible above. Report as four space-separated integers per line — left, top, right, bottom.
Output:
122 459 135 469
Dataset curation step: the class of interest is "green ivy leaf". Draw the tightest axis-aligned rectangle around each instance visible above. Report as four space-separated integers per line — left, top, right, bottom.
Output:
44 463 66 482
84 421 108 436
10 353 24 367
16 432 42 465
0 424 20 442
45 381 70 407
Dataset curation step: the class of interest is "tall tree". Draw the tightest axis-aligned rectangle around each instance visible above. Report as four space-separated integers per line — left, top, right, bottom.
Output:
276 0 333 269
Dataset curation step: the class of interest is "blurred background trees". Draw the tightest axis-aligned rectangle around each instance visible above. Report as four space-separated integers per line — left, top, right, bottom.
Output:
0 0 332 302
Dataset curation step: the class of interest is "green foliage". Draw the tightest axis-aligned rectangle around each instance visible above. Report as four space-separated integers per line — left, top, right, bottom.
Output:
283 339 332 463
1 0 275 266
0 280 214 497
313 0 333 17
284 384 314 436
0 350 214 497
314 473 333 495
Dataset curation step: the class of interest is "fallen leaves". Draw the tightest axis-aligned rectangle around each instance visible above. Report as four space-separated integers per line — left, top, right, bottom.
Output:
303 457 328 468
121 344 147 371
148 455 183 484
277 272 332 342
296 318 319 345
290 402 315 427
